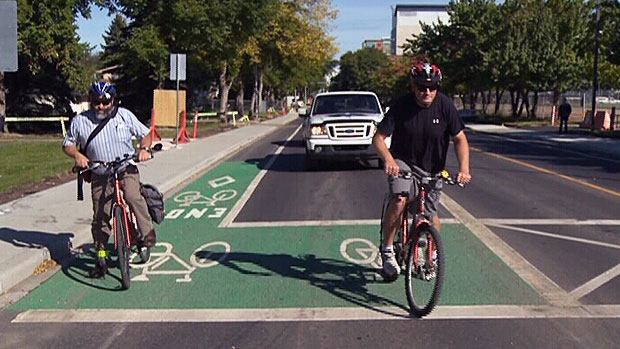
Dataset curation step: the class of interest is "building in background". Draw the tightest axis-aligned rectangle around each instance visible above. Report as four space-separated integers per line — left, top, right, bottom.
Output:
362 37 391 55
391 4 449 56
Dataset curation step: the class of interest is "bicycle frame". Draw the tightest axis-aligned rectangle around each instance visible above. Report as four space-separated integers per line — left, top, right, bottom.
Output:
111 169 136 251
386 171 437 266
404 174 436 268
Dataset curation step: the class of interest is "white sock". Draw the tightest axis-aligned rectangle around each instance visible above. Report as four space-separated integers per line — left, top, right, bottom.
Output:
382 245 393 253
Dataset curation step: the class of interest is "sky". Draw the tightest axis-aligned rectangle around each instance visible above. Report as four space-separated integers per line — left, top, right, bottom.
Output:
76 1 446 58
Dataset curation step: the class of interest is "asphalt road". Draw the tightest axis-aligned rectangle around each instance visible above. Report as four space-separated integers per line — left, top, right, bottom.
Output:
2 119 620 348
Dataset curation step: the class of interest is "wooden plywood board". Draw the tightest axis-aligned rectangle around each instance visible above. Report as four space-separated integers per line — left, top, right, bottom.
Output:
153 89 186 127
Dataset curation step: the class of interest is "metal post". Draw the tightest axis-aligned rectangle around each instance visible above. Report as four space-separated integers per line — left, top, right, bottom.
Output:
591 0 601 131
175 74 180 147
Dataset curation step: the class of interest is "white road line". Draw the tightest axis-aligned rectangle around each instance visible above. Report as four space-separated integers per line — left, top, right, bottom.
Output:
219 124 303 228
570 263 620 300
227 218 459 228
480 219 620 225
440 194 581 307
485 223 620 250
487 223 620 300
12 305 620 323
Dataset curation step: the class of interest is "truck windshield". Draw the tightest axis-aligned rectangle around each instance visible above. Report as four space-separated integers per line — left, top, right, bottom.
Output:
313 95 380 115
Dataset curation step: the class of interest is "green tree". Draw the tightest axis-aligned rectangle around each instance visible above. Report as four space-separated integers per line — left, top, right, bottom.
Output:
331 47 389 92
5 0 95 110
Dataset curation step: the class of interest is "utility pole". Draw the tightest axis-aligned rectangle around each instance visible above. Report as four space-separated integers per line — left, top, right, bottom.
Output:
591 0 601 131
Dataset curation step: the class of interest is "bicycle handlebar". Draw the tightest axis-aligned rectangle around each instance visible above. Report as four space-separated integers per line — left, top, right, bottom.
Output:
397 170 464 187
75 144 162 201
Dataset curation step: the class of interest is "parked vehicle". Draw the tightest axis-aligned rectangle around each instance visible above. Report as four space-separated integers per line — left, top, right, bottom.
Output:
300 91 390 169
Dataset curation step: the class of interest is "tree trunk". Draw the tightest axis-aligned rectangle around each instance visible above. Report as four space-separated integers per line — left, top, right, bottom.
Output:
530 91 539 119
235 82 244 118
250 64 263 119
494 89 503 115
218 62 234 123
510 90 519 117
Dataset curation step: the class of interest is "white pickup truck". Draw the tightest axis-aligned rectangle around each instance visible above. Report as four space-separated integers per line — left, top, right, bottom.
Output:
299 91 390 169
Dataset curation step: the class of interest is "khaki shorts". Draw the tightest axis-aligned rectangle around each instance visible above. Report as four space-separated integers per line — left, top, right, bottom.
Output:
387 159 442 217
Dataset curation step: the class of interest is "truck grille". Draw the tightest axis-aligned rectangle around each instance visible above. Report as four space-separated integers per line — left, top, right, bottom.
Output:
327 123 373 139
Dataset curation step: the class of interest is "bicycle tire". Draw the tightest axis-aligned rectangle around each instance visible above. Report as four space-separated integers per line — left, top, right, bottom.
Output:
405 225 444 317
113 205 131 290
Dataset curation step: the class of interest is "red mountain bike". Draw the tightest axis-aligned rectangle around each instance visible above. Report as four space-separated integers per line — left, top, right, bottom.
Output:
380 169 461 317
81 151 156 290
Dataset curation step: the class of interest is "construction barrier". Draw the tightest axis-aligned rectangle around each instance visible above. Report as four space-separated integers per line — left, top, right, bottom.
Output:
192 110 198 138
232 112 249 127
581 110 611 130
5 116 70 136
194 111 238 119
149 108 162 141
173 110 191 144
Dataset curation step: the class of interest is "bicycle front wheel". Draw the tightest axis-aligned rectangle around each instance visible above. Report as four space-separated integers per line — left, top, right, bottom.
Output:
113 205 131 290
405 225 444 317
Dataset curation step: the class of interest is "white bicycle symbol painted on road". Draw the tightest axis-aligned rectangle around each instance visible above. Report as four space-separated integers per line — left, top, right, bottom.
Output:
130 241 231 283
129 238 379 283
340 238 381 269
173 189 237 207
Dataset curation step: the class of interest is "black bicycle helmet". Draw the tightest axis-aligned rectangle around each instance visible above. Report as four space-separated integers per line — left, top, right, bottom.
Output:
410 63 442 84
89 81 116 100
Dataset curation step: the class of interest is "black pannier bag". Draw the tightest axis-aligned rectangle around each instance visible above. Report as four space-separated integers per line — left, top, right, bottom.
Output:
140 183 165 224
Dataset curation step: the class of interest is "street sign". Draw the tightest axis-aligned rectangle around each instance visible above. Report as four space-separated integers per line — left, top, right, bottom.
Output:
170 53 186 81
0 0 18 72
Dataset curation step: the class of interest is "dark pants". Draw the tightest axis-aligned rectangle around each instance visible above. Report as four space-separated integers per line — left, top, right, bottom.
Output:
559 117 569 133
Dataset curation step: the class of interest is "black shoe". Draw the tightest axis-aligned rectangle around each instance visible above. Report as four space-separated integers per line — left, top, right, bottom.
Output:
89 258 108 278
143 229 156 248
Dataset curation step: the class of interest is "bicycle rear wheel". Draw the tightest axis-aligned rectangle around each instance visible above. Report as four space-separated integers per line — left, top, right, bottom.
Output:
113 206 131 290
405 225 444 317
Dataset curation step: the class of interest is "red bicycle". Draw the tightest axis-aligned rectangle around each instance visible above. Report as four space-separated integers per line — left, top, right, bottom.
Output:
380 169 460 317
81 152 153 289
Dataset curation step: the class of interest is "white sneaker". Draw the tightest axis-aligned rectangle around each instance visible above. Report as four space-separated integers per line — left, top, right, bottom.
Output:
381 250 401 279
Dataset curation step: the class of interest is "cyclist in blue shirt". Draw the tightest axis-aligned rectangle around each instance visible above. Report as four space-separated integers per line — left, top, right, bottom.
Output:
62 81 156 278
372 62 471 281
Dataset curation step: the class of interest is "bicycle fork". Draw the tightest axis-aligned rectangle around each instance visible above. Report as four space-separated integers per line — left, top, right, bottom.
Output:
113 178 133 250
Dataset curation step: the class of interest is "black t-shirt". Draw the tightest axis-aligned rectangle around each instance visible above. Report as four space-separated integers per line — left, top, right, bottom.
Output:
377 92 464 174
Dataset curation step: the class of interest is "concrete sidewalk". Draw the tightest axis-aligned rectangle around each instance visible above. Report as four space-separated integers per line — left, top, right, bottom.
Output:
0 112 299 295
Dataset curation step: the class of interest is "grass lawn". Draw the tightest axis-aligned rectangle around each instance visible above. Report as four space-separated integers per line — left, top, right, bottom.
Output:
0 119 231 197
0 137 75 193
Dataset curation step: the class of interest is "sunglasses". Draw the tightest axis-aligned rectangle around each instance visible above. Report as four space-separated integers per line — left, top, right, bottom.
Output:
92 99 112 106
415 84 438 92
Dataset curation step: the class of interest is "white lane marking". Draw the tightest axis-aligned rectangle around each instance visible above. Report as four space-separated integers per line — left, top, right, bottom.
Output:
218 124 302 228
440 194 581 307
570 264 620 300
481 219 620 225
228 219 458 228
487 223 620 299
485 223 620 250
12 305 620 323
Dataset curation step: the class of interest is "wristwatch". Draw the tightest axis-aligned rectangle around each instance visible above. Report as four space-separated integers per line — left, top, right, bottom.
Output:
140 146 151 152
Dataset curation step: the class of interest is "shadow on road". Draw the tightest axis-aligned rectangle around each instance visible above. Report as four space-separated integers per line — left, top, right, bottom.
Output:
194 250 409 317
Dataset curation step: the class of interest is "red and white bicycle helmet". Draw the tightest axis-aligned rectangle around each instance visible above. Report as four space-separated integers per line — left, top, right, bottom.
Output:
410 63 442 84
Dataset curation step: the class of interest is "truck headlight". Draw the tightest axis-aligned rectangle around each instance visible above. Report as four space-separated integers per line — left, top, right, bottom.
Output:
310 125 326 135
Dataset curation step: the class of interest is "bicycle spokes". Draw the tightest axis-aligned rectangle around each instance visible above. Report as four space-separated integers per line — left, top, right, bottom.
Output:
405 226 444 317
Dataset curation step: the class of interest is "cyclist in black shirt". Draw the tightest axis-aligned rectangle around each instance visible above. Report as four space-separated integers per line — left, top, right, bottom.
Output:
372 62 471 281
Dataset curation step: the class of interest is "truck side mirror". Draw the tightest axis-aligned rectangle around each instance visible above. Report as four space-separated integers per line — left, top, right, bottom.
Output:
298 108 308 117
